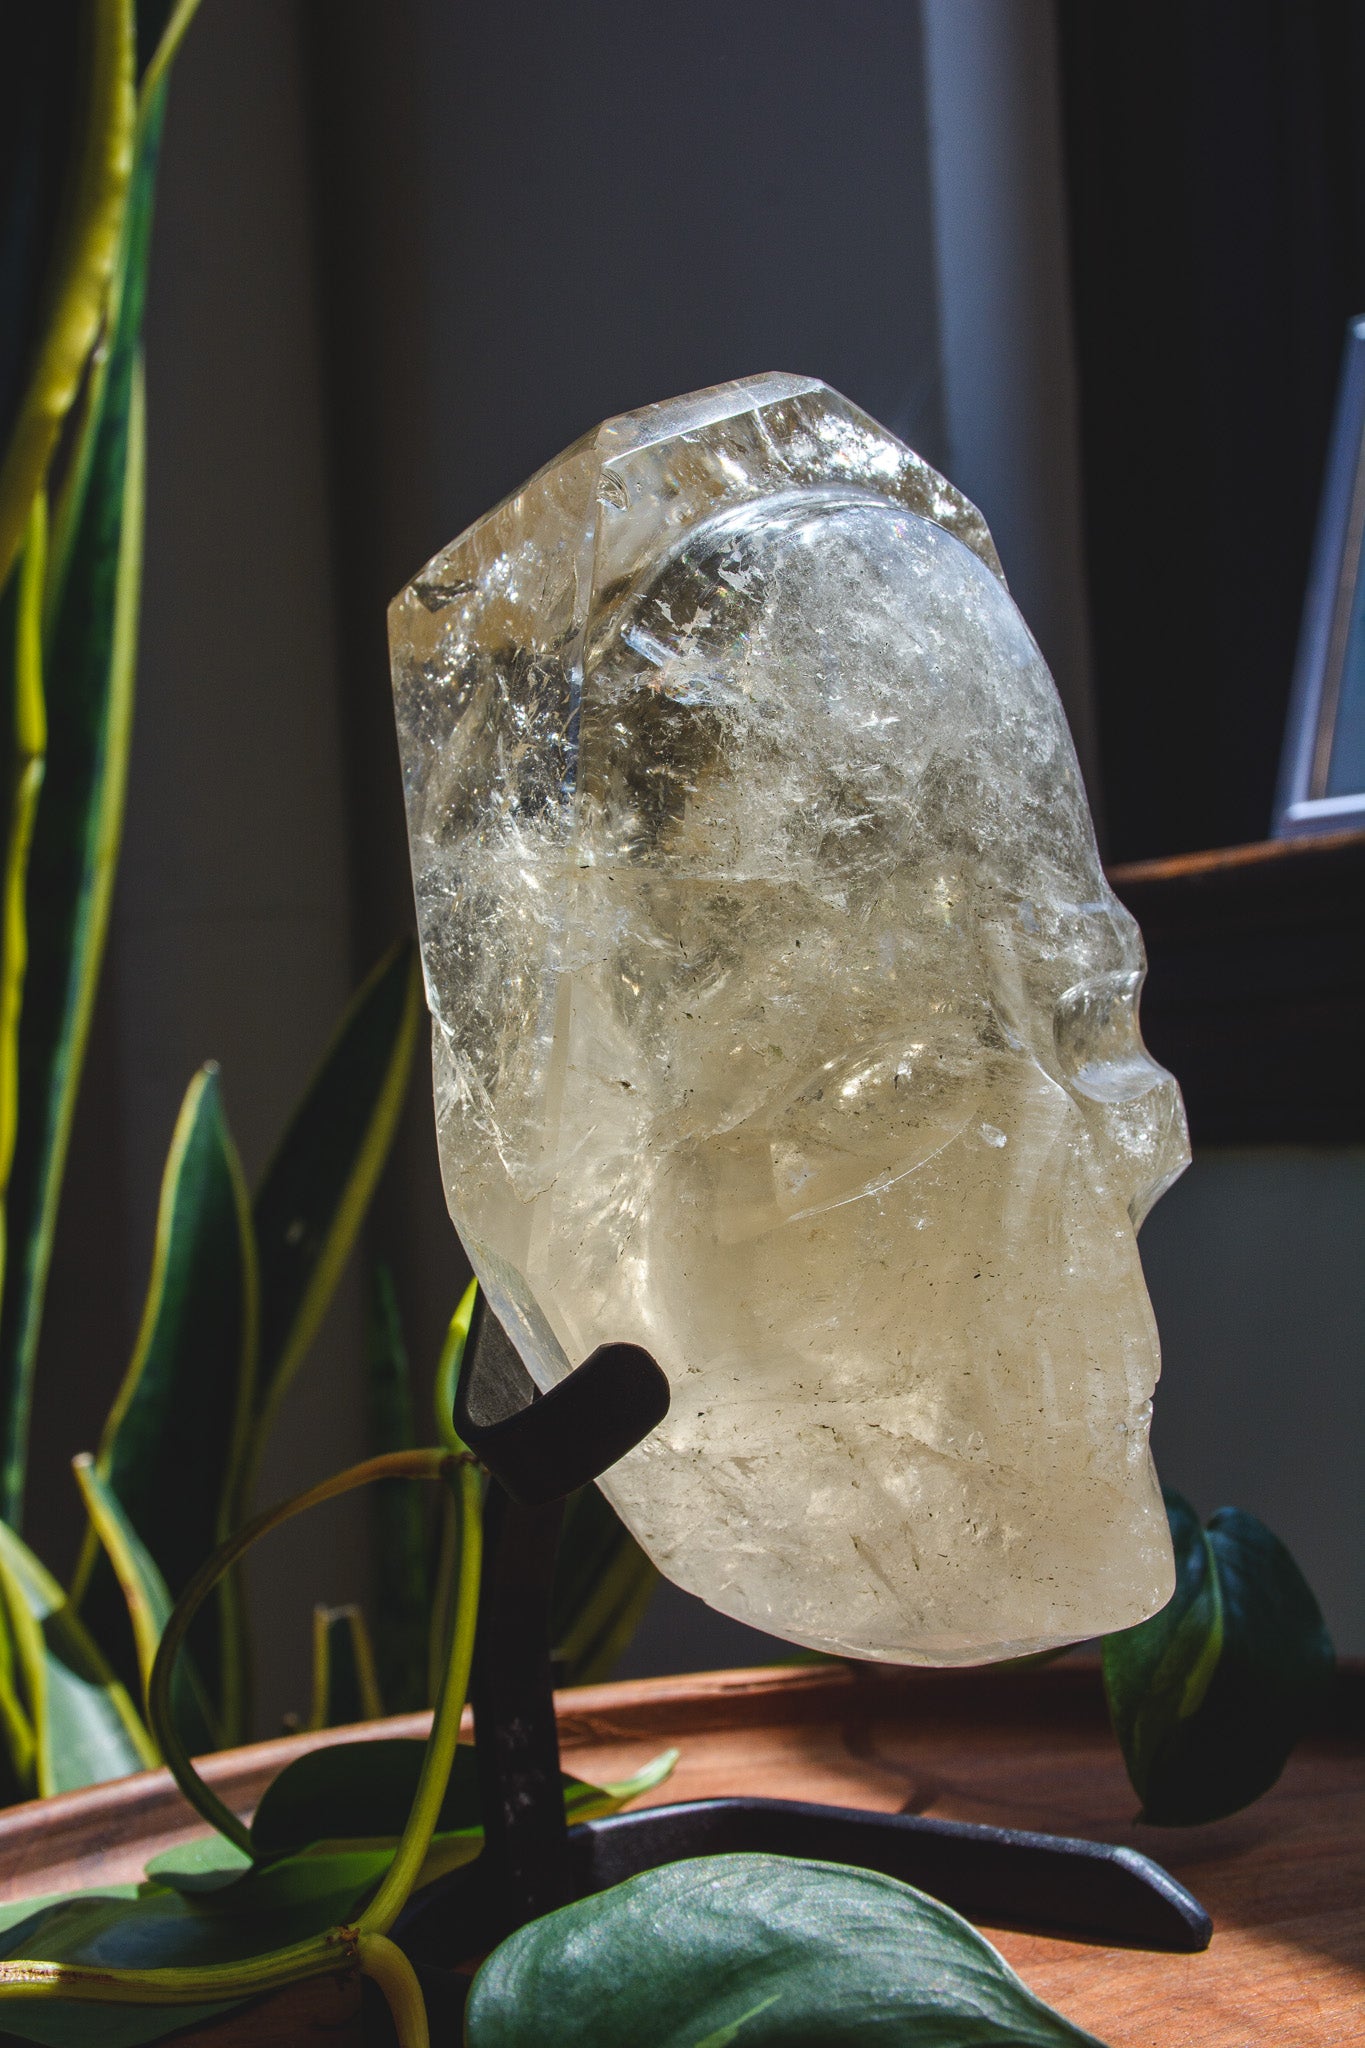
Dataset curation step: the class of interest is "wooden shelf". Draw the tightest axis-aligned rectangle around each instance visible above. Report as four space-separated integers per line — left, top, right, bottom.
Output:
0 1661 1358 2047
1108 829 1365 1145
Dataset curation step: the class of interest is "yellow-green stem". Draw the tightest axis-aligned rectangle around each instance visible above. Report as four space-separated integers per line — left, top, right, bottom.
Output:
148 1448 454 1854
0 1931 344 2006
360 1451 482 1935
358 1933 430 2048
433 1278 477 1453
2 1444 485 2031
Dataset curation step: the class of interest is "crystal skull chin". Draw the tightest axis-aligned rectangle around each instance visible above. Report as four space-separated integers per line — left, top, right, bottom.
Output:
405 406 1189 1664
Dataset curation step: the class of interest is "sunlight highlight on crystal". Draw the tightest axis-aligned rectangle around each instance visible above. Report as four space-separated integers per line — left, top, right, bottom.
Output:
390 375 1188 1662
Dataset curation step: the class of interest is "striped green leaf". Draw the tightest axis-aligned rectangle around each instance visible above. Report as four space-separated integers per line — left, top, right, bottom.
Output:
79 1067 255 1739
0 1516 152 1797
242 940 423 1498
0 0 198 1534
0 0 135 592
72 1456 216 1759
0 500 48 1315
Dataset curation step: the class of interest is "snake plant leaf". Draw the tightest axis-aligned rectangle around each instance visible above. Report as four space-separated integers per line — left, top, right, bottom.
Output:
0 14 83 464
552 1482 657 1686
71 1457 216 1759
0 499 48 1314
244 940 423 1491
0 0 135 592
0 1571 35 1800
0 328 147 1530
0 0 197 1530
249 1734 677 1859
466 1853 1107 2048
1103 1491 1334 1826
0 1516 153 1797
79 1066 255 1738
367 1266 429 1712
307 1603 383 1731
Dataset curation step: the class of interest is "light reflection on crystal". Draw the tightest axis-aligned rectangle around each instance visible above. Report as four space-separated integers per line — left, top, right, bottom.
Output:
390 374 1188 1664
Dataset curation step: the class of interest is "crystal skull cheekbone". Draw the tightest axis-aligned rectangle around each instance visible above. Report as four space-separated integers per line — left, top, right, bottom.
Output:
390 374 1189 1665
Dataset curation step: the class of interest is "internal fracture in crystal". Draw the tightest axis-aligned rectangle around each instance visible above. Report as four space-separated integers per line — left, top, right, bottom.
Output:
390 374 1189 1663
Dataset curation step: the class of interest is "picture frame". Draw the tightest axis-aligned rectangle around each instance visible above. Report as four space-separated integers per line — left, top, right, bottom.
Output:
1274 314 1365 836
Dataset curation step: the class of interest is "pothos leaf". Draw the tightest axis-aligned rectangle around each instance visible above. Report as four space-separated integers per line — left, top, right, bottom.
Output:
0 1883 230 2048
465 1853 1107 2048
1103 1490 1334 1825
248 1734 676 1860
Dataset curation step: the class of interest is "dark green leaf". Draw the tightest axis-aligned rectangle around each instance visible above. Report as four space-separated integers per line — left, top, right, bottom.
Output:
0 1516 152 1795
466 1853 1106 2048
72 1458 217 1758
0 1 134 592
0 1881 229 2048
245 940 422 1481
249 1736 675 1859
0 1881 261 2048
0 9 86 470
79 1066 254 1734
366 1266 429 1711
141 1833 251 1895
0 71 163 1528
1103 1491 1334 1825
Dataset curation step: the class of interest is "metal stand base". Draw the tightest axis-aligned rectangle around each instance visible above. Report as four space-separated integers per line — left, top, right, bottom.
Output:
393 1300 1212 2022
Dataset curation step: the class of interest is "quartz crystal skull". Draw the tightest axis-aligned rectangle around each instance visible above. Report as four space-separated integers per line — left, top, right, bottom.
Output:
389 375 1189 1663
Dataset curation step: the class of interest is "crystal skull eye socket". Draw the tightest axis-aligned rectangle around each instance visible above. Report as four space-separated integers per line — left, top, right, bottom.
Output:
391 373 1187 1667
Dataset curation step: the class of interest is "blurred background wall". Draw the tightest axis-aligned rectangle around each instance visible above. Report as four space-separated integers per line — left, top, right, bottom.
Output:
30 0 1364 1727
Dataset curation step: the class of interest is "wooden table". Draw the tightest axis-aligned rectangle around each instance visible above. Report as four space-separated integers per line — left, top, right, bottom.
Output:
555 1661 1364 2046
0 1660 1359 2045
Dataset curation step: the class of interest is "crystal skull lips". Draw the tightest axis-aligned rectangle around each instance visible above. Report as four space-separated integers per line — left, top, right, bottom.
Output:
390 374 1189 1663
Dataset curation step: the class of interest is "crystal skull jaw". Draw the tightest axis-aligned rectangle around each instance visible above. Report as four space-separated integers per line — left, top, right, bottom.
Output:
393 372 1187 1667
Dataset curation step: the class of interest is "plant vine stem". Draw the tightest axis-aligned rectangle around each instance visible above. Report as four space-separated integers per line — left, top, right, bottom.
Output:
433 1278 478 1453
360 1448 482 1934
0 1932 345 2005
358 1932 430 2048
0 1445 482 2031
148 1447 457 1854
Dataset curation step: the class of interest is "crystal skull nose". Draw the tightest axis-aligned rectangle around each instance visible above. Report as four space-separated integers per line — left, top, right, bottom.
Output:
390 373 1186 1665
1054 971 1167 1103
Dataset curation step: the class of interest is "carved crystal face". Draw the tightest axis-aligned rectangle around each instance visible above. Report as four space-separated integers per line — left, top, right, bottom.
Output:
390 375 1189 1663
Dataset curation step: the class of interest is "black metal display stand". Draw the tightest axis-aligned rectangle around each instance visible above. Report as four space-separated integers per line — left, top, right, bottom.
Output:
393 1299 1211 2020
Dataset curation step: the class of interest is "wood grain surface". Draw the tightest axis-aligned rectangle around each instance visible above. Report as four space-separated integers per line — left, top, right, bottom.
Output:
0 1660 1358 2045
